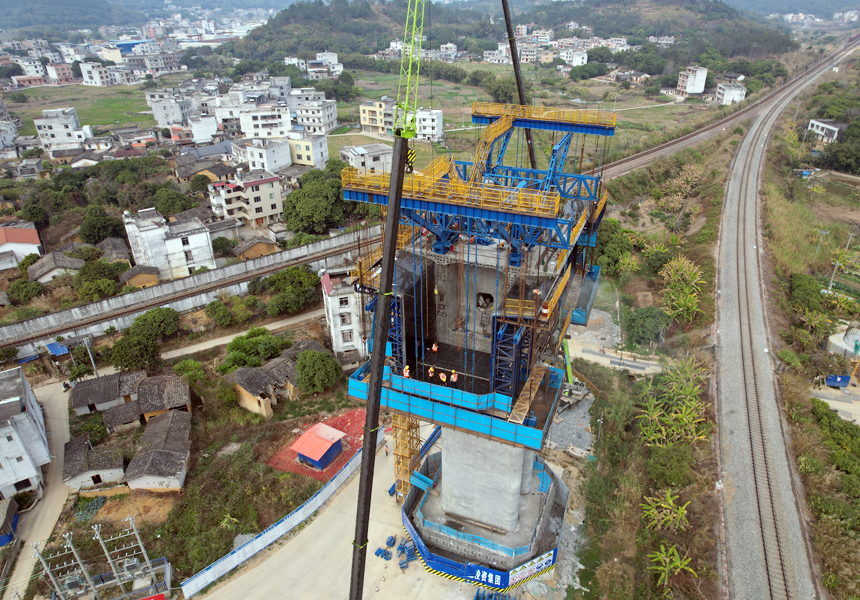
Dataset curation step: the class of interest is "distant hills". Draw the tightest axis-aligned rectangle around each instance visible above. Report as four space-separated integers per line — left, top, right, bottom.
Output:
0 0 144 30
721 0 856 17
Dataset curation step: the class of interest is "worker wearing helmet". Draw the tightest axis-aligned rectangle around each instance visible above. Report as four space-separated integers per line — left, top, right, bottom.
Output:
428 366 435 380
450 370 458 388
403 365 411 378
439 372 447 386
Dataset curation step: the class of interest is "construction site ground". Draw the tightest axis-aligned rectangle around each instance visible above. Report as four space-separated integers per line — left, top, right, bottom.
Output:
201 426 568 600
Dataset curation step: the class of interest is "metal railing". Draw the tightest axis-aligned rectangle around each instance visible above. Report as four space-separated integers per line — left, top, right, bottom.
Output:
472 102 617 128
342 168 561 217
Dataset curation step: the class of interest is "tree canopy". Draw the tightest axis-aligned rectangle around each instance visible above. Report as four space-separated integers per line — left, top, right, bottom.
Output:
296 350 342 394
79 205 125 244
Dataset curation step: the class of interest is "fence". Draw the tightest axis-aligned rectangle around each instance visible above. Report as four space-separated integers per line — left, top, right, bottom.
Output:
180 428 385 598
1 225 381 356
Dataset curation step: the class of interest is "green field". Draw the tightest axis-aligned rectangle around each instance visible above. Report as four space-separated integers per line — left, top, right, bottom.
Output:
5 85 155 136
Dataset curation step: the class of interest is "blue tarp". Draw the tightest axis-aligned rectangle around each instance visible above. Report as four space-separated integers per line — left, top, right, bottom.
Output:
16 355 38 364
45 343 69 357
826 375 851 388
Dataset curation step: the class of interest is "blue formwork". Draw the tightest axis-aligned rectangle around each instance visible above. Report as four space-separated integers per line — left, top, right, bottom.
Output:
570 265 601 326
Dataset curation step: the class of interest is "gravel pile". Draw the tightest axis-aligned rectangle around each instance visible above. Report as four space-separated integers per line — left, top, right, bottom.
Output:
547 396 594 452
568 308 621 348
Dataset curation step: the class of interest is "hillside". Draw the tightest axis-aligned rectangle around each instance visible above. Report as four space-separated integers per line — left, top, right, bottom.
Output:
723 0 856 17
0 0 143 30
221 0 796 63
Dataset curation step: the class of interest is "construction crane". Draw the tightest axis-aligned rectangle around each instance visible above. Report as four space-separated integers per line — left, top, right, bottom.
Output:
348 0 427 597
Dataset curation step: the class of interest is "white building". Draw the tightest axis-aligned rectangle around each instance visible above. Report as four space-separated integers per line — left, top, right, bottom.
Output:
296 99 338 134
284 57 307 72
0 368 50 500
239 104 291 138
209 170 284 229
62 434 124 491
124 208 217 281
560 49 587 66
677 65 708 95
268 76 292 99
34 107 94 150
807 119 848 144
321 267 368 369
79 62 111 86
415 108 443 141
515 24 528 37
0 122 17 148
716 83 747 106
188 115 218 144
14 58 45 78
339 143 393 173
152 97 192 128
0 223 41 268
286 133 329 169
232 138 292 173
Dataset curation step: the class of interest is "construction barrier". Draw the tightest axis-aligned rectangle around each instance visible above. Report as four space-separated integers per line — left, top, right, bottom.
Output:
180 428 385 597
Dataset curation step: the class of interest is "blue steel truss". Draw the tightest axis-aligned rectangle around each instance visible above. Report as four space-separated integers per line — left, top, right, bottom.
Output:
490 318 524 399
472 115 615 137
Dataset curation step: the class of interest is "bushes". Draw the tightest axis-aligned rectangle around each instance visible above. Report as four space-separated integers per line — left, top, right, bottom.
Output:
110 333 161 372
296 350 342 394
659 256 705 323
205 301 233 327
646 445 696 489
7 278 43 305
789 273 823 312
129 307 179 340
624 306 671 347
594 219 634 275
17 253 40 276
216 327 290 374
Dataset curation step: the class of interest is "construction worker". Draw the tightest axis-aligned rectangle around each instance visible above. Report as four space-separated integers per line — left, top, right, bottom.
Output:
432 342 438 354
385 444 389 457
428 366 435 380
439 371 447 386
450 370 458 387
403 365 411 378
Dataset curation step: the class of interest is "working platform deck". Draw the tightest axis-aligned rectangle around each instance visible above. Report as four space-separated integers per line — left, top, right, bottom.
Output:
471 102 616 137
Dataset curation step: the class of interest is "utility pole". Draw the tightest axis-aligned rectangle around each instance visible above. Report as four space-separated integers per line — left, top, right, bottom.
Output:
63 533 102 600
814 229 829 261
125 517 153 574
500 0 537 170
82 337 98 378
93 524 127 593
32 543 63 600
828 260 842 293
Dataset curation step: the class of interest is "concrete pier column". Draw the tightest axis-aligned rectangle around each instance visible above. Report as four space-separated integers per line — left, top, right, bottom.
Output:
441 429 523 532
521 450 533 494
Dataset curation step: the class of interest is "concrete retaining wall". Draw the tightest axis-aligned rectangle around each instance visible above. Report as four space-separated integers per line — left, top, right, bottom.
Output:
2 226 381 356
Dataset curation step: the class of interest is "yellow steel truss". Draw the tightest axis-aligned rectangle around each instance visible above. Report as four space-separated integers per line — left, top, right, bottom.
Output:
472 102 617 128
391 412 421 502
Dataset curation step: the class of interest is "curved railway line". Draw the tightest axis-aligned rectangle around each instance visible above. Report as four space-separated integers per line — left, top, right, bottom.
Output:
717 35 859 600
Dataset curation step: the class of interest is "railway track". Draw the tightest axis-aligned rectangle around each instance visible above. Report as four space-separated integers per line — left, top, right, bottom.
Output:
3 235 382 349
717 34 859 600
602 47 856 180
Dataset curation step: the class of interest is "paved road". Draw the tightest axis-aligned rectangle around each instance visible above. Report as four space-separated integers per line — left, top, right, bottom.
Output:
2 381 70 600
201 427 467 600
716 61 824 600
161 308 326 360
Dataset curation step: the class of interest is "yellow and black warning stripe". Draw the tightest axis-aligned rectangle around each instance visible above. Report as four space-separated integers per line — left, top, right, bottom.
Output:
400 526 557 592
406 148 416 166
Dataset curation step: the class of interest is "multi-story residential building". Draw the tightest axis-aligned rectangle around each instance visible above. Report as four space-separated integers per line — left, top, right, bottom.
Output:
80 62 111 86
560 49 587 66
14 58 45 78
101 46 123 63
284 57 307 72
716 83 747 106
124 208 217 281
531 29 554 44
677 65 708 95
284 88 326 112
515 24 528 37
321 267 369 369
209 170 283 229
295 99 338 134
565 21 580 31
286 133 329 169
34 108 93 150
339 143 392 173
152 97 192 128
267 76 292 99
0 97 10 122
360 97 395 135
44 63 75 85
0 367 50 499
107 67 136 86
807 119 848 145
188 115 218 144
239 104 291 138
306 51 343 80
124 53 181 75
232 138 292 173
415 108 443 141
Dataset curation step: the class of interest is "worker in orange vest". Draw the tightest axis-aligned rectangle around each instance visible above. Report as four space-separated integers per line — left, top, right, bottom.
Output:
438 372 447 386
450 370 458 388
403 365 411 378
428 366 435 380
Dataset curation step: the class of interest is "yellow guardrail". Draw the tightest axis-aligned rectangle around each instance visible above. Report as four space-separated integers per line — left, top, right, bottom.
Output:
543 265 572 320
472 102 617 128
418 156 451 182
593 190 607 219
470 115 514 182
342 168 561 217
504 297 538 318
